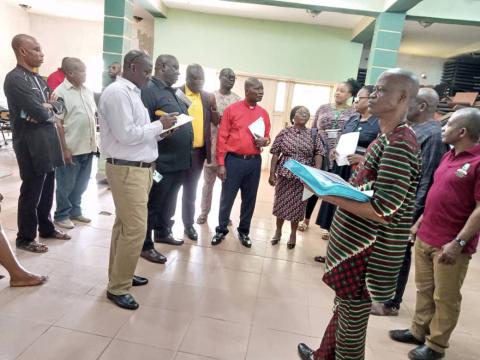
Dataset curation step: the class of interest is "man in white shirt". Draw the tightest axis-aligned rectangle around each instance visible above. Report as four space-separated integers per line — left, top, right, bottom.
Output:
54 57 97 229
98 50 176 310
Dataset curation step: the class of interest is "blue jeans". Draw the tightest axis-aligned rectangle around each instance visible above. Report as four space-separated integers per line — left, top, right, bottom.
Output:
54 153 93 221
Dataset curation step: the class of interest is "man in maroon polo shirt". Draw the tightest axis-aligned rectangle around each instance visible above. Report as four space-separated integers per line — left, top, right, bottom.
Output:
390 107 480 360
212 77 271 248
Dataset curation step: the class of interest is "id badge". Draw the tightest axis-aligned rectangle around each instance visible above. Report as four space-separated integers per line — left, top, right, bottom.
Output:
153 170 163 183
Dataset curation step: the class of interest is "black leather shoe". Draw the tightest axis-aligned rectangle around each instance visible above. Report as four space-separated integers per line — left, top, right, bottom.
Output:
184 226 198 241
211 232 225 246
106 291 139 310
154 234 184 246
238 233 252 248
408 345 444 360
314 255 325 263
141 249 167 264
389 329 425 345
297 343 314 360
132 275 148 287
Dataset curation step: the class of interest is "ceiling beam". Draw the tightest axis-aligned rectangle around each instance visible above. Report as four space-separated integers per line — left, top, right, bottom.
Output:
406 15 480 26
351 17 376 43
223 0 379 17
136 0 168 18
384 0 423 13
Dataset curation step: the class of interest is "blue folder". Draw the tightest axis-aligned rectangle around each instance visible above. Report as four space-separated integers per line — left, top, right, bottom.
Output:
283 159 372 202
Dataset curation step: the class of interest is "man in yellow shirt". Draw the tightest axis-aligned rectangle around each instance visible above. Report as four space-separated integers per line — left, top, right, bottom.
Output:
179 64 218 241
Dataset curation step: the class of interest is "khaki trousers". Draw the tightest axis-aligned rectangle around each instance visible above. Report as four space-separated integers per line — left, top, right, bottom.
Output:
410 237 471 353
106 163 153 295
199 164 218 216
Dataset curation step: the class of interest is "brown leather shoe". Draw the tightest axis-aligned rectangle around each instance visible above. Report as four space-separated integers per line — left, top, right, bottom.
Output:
140 249 167 264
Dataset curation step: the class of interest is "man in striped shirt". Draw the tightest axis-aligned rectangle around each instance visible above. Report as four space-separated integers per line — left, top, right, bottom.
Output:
298 68 421 360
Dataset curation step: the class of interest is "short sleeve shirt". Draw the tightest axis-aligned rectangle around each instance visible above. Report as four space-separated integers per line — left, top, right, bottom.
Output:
418 144 480 254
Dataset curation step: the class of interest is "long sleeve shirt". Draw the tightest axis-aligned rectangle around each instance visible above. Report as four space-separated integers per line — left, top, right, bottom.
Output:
98 77 163 163
216 100 271 166
3 65 64 178
141 78 192 172
411 120 448 220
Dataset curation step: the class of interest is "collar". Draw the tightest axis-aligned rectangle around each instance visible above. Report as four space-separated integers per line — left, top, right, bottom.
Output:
62 78 82 90
459 143 480 156
243 99 256 109
117 76 138 91
185 85 200 97
16 64 37 75
152 77 169 90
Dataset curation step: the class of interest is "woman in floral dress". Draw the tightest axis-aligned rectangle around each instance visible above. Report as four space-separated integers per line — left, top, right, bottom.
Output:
269 106 324 249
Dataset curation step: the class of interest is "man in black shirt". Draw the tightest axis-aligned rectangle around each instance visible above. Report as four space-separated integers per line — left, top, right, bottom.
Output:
140 54 191 263
3 34 70 253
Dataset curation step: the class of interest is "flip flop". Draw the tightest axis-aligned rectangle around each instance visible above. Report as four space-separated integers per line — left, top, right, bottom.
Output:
16 241 49 253
39 229 71 240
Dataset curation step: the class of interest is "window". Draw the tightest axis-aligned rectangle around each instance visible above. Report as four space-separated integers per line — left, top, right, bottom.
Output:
291 83 331 116
274 82 287 112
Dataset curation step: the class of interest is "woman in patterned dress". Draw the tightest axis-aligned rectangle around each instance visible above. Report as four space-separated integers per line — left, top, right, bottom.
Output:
298 78 361 232
269 106 324 249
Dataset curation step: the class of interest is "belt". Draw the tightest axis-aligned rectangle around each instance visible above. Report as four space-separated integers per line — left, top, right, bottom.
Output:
106 158 154 168
228 152 261 160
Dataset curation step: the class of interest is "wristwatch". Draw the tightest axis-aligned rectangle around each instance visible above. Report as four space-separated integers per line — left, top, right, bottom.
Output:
455 237 467 247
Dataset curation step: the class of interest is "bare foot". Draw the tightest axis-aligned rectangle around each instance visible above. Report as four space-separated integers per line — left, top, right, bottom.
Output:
10 272 48 287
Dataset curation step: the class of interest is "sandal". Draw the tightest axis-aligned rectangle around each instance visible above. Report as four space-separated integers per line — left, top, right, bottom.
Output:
321 233 330 240
16 241 49 253
314 255 325 263
39 229 71 240
298 221 309 232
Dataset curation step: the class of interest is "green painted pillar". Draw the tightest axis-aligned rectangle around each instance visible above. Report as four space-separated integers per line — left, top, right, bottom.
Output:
102 0 134 87
365 12 406 85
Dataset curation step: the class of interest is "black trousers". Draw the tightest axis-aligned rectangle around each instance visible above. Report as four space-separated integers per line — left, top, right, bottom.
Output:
215 154 261 235
143 170 183 251
305 195 318 220
384 242 412 309
182 147 206 228
16 170 56 246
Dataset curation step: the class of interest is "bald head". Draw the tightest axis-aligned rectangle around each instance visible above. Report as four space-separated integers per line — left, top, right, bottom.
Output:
382 68 420 100
451 108 480 142
186 64 204 93
11 34 35 53
154 54 179 86
245 77 261 91
244 77 264 105
417 88 439 113
11 34 43 69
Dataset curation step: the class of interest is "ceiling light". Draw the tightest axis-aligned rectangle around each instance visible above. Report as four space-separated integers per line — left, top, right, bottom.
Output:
418 20 433 28
18 3 32 11
306 9 322 18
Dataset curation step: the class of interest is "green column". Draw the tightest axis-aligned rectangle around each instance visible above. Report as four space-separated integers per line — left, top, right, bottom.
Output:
365 12 406 85
102 0 134 87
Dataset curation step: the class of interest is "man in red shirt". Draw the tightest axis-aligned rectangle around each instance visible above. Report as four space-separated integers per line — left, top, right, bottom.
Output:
46 57 68 90
212 77 270 248
390 107 480 360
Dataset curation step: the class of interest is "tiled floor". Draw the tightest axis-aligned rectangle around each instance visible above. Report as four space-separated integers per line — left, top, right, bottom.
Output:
0 144 478 360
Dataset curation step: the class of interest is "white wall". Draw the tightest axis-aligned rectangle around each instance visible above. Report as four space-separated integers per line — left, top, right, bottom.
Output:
0 2 30 107
29 13 103 91
360 47 445 86
396 53 444 86
0 2 104 98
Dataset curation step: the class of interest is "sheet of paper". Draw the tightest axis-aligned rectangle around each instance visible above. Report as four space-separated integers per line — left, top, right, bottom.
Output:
160 114 193 134
335 132 360 167
302 187 314 201
248 117 265 138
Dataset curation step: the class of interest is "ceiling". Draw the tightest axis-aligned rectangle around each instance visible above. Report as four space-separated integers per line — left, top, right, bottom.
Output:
5 0 480 58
